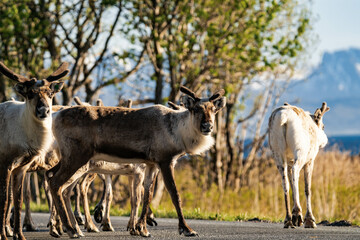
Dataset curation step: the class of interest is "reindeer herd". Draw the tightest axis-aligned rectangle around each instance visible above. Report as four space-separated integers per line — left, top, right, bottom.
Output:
0 61 330 239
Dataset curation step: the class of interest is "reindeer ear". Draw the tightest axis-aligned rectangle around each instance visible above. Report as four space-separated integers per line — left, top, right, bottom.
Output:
50 81 64 93
181 95 196 110
214 97 226 112
14 83 29 97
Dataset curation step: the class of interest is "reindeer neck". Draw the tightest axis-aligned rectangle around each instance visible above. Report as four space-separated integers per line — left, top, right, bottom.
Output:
21 101 53 152
173 110 214 155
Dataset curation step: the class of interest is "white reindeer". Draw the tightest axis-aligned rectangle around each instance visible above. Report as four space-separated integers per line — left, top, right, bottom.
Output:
0 61 68 240
268 102 330 228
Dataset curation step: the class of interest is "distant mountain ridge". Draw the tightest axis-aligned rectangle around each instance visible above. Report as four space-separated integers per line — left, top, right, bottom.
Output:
281 48 360 136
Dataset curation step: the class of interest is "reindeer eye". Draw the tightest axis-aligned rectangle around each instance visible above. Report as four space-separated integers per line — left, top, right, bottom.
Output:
27 90 35 99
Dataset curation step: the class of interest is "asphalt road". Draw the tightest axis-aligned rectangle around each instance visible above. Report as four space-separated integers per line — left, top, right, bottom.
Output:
21 212 360 239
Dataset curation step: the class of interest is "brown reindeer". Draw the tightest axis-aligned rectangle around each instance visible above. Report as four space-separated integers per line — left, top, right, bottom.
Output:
0 62 68 240
46 86 226 238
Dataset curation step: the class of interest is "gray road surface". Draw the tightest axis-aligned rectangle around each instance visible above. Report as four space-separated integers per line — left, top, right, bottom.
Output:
21 212 360 239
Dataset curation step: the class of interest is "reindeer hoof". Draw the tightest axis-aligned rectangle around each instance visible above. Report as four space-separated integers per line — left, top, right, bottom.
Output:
12 232 26 240
147 217 158 227
129 228 140 236
179 227 199 237
101 222 114 232
56 225 63 235
284 220 295 229
49 227 61 238
23 223 38 232
304 218 317 228
69 233 80 239
140 231 151 237
85 225 100 233
75 215 85 226
65 227 80 239
292 214 304 227
136 222 151 237
94 206 104 223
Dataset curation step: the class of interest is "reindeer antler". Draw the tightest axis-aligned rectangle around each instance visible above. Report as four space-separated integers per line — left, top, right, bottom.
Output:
0 62 30 83
96 99 104 107
168 101 181 110
320 102 330 115
313 102 330 123
126 99 132 108
46 62 69 82
180 86 200 101
74 97 84 106
209 89 225 102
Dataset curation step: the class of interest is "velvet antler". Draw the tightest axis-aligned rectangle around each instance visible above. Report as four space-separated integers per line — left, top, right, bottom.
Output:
0 62 30 83
313 102 330 124
46 62 69 82
180 86 200 101
209 89 225 102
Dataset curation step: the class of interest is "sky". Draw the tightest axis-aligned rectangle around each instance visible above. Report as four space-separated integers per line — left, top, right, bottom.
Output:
311 0 360 65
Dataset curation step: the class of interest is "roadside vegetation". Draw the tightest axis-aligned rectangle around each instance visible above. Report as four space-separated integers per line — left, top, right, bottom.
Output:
30 149 360 225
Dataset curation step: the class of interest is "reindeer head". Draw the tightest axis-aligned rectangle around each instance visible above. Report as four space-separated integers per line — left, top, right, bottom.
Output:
180 86 226 135
0 62 68 120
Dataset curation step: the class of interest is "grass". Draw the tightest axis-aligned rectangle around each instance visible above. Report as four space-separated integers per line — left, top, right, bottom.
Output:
29 150 360 226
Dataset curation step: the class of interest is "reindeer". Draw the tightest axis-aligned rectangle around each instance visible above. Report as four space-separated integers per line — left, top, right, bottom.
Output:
82 100 183 233
0 62 68 240
61 98 157 234
46 86 226 238
268 102 330 228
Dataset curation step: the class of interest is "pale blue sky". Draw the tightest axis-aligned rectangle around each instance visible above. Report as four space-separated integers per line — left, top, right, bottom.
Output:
311 0 360 64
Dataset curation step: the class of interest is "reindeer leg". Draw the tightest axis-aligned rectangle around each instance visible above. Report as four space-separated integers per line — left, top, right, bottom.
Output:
101 175 114 232
80 173 99 232
12 167 28 240
5 176 13 237
304 161 316 228
135 164 158 237
63 180 84 237
94 174 106 224
151 173 164 210
291 154 304 227
274 153 294 229
73 183 85 226
159 161 198 237
47 160 85 239
23 173 38 232
127 175 136 234
146 203 157 226
44 174 63 237
0 167 11 240
128 170 144 235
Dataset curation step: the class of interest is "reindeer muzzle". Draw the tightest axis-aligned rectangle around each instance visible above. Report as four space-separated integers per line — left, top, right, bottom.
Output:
36 100 50 119
201 122 213 135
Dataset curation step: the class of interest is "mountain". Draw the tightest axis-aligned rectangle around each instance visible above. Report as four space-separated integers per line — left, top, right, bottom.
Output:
280 48 360 136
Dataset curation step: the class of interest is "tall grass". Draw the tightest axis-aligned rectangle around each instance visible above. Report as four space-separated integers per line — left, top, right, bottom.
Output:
29 150 360 224
154 150 360 223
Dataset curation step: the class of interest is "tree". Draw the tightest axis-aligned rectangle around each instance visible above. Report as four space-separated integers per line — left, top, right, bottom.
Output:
0 1 53 101
129 0 314 190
